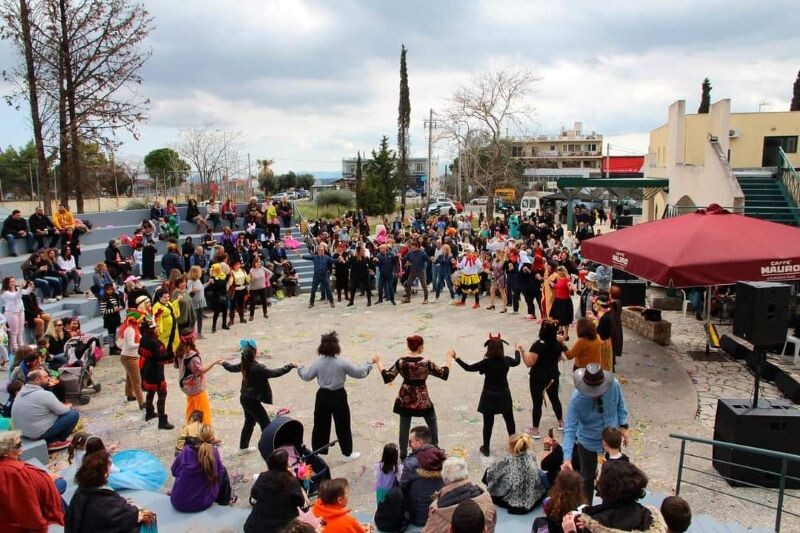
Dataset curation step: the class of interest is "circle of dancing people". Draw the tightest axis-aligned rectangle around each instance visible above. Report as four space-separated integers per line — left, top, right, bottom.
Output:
2 201 698 533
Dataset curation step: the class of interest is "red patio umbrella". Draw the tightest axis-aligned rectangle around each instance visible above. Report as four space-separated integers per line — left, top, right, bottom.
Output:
580 205 800 288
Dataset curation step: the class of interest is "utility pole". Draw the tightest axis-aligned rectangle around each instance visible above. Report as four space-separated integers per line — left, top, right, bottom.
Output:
247 152 252 197
424 108 440 198
605 142 610 180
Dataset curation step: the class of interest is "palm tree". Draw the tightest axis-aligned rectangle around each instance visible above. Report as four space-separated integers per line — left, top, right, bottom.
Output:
256 159 274 179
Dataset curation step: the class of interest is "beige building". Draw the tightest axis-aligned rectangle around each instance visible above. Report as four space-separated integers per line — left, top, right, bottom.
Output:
509 122 603 170
646 99 800 221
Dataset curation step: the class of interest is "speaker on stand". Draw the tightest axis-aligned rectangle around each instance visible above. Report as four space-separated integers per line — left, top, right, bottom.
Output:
712 282 798 488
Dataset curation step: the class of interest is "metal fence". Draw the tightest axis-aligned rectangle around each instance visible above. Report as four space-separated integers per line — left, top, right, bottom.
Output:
670 433 800 532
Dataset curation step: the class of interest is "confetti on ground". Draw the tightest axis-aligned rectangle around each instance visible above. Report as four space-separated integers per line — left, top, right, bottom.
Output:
372 420 386 428
229 471 247 487
450 446 468 459
465 416 479 424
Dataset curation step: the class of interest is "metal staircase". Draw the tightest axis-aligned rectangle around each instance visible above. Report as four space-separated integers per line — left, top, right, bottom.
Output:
734 169 800 226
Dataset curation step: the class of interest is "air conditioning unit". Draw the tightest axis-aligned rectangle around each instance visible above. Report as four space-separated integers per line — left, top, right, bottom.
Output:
729 129 741 138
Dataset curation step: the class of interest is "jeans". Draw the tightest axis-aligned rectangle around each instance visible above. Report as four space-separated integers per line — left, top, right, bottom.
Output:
435 271 455 299
431 263 441 292
404 269 428 300
309 275 332 304
31 278 52 298
40 409 80 443
378 275 395 303
576 441 600 503
398 412 439 459
5 233 35 254
39 276 63 297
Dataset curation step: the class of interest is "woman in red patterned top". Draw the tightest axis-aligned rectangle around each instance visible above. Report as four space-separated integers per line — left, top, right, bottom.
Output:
374 335 454 460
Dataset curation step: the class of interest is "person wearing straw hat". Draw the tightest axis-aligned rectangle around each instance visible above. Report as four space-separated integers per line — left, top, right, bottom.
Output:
561 363 629 502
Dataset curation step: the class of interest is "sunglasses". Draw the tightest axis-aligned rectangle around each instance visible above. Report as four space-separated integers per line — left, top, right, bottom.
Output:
54 323 63 327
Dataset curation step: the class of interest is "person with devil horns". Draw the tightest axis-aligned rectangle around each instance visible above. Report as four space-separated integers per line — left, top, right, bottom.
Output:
452 333 521 456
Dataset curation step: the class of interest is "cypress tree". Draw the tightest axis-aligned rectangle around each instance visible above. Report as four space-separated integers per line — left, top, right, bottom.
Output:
698 77 712 113
791 70 800 111
397 45 411 212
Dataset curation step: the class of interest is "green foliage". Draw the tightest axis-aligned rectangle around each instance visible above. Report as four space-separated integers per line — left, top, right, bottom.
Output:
316 190 354 208
124 199 149 210
259 173 279 193
262 171 315 193
698 78 712 113
144 148 190 184
363 136 397 216
791 70 800 112
0 141 37 199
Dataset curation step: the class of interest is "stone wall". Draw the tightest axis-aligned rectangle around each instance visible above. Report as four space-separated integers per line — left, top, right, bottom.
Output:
621 307 672 346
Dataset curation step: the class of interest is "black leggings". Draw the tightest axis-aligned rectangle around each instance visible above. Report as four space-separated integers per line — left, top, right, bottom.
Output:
530 375 563 427
312 388 353 456
482 410 515 449
239 396 270 449
212 302 228 330
145 389 167 415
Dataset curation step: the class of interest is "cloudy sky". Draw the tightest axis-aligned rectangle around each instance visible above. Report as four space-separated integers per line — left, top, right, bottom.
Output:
1 0 798 174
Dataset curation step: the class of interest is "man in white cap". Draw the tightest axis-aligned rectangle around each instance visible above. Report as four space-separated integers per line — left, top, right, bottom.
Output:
561 363 629 502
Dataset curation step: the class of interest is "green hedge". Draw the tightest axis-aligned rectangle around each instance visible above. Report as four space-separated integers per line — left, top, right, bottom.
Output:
316 190 354 207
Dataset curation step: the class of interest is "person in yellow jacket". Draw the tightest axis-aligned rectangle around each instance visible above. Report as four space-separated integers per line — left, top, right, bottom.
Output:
152 289 181 354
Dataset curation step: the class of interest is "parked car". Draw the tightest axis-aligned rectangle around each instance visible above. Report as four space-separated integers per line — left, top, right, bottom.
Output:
426 201 457 216
406 190 420 198
470 196 488 205
272 192 289 202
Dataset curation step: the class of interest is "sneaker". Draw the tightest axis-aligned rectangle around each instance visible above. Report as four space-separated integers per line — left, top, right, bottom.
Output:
527 428 541 439
454 301 465 306
558 421 564 431
342 452 361 461
237 447 257 455
47 440 71 452
472 303 480 309
525 314 535 321
45 298 58 304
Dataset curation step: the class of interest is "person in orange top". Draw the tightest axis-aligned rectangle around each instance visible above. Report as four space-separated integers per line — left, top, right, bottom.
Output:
312 478 371 532
563 318 602 371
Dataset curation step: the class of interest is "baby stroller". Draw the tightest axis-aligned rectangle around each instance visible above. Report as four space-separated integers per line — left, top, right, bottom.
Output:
60 336 103 404
258 416 334 497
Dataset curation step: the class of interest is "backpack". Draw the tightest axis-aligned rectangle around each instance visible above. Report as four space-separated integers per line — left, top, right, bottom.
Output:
374 486 408 532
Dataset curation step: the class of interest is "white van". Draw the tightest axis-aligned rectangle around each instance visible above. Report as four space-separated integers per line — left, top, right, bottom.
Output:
520 191 550 218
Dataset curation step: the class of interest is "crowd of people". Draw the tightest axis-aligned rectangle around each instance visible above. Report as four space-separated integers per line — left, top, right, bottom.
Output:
0 199 700 532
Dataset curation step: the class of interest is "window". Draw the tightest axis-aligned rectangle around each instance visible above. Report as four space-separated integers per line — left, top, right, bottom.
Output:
772 136 798 153
414 162 425 173
512 146 524 157
550 145 556 151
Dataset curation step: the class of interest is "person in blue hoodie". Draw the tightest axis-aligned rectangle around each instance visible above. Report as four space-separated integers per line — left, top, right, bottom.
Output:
302 243 335 308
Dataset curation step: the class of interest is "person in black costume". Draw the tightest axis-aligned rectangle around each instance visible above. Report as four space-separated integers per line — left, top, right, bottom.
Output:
222 340 296 453
521 319 565 439
346 246 372 307
452 334 521 457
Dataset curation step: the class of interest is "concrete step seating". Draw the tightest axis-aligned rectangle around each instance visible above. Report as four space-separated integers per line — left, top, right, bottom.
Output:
0 204 313 345
34 472 768 533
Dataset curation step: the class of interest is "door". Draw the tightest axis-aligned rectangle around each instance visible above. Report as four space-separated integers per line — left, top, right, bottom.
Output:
763 136 798 167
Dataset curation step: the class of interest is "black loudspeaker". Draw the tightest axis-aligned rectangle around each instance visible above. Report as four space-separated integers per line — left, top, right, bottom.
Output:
719 334 751 360
774 368 800 405
733 282 791 346
712 399 800 488
615 280 647 307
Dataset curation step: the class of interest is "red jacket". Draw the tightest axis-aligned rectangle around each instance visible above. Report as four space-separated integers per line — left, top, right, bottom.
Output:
0 458 64 533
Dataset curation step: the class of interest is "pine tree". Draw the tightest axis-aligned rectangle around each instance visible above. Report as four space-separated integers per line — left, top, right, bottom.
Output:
365 136 396 216
698 77 712 113
791 70 800 111
397 45 410 212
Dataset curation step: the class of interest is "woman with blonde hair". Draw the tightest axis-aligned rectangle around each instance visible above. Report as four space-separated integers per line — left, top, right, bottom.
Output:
170 424 236 512
483 433 547 514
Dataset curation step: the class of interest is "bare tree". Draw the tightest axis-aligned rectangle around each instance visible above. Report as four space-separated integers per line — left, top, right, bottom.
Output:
173 125 242 199
442 68 538 219
1 0 54 212
2 0 153 212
